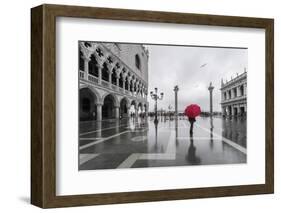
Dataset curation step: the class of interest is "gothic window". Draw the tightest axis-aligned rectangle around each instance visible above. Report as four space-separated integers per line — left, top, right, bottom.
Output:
112 69 117 85
102 63 109 81
228 90 231 99
125 77 129 90
233 88 237 97
88 54 99 77
119 73 123 88
240 85 244 96
79 51 84 71
135 54 141 70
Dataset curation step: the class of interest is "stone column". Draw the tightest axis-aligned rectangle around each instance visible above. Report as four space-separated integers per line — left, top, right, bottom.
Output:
231 106 234 117
208 82 214 116
108 69 113 88
96 104 103 121
145 103 149 117
115 106 120 119
222 106 226 116
237 106 241 116
116 68 121 88
127 77 131 93
116 75 120 87
98 65 102 85
131 80 135 95
228 90 231 99
237 86 241 97
145 88 147 99
136 82 139 96
139 85 142 97
123 76 126 92
139 84 141 97
135 102 139 121
226 106 230 116
174 85 179 121
226 106 229 116
83 57 90 80
128 81 131 92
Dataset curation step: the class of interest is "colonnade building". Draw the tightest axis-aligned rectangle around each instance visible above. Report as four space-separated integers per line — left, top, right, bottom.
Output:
79 41 149 121
220 71 247 117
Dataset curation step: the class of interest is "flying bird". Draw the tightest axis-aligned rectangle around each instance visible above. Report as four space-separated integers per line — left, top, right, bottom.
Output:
200 63 207 68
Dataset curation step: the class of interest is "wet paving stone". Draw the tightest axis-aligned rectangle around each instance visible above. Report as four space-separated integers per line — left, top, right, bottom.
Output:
79 116 247 170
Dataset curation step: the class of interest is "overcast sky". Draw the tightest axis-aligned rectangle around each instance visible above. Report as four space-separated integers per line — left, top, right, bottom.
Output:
146 45 247 112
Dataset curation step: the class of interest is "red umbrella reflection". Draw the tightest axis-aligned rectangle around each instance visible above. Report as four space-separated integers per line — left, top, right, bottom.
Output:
184 104 201 118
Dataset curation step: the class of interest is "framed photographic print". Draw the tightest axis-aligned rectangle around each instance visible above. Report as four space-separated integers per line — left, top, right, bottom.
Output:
31 4 274 208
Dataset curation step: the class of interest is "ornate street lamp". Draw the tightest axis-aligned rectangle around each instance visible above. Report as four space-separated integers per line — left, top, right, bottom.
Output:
150 87 164 124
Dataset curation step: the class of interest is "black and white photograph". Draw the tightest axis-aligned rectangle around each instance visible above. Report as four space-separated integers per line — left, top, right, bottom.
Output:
78 41 247 170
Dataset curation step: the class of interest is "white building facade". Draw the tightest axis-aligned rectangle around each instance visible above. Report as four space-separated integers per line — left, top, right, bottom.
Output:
79 41 149 121
220 71 247 117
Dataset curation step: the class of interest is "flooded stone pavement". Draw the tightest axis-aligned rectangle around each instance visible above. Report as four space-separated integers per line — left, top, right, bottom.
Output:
79 116 247 170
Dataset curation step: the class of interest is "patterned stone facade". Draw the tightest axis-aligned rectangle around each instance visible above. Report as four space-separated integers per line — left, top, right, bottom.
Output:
220 71 247 117
79 41 149 121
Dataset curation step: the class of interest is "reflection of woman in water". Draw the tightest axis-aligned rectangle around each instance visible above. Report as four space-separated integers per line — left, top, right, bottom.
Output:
186 134 201 164
188 117 196 134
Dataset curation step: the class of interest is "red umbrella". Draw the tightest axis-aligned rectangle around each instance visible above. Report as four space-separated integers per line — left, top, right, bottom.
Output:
184 104 201 118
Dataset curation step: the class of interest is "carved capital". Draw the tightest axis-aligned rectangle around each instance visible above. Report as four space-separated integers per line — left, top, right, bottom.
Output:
115 68 121 77
107 63 115 73
80 47 92 61
96 102 103 107
116 66 123 76
116 71 121 79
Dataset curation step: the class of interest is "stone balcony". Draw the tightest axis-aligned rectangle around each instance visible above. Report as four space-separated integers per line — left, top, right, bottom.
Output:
79 70 147 102
221 95 247 105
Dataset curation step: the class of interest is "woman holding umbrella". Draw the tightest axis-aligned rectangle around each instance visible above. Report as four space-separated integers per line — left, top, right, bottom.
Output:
184 104 201 135
188 117 196 134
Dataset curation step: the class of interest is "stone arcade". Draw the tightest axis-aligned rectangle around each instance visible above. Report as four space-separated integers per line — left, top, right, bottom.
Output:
79 42 149 121
220 70 247 117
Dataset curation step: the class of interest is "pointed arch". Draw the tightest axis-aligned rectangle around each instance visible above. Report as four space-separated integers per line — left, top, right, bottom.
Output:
101 93 119 107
